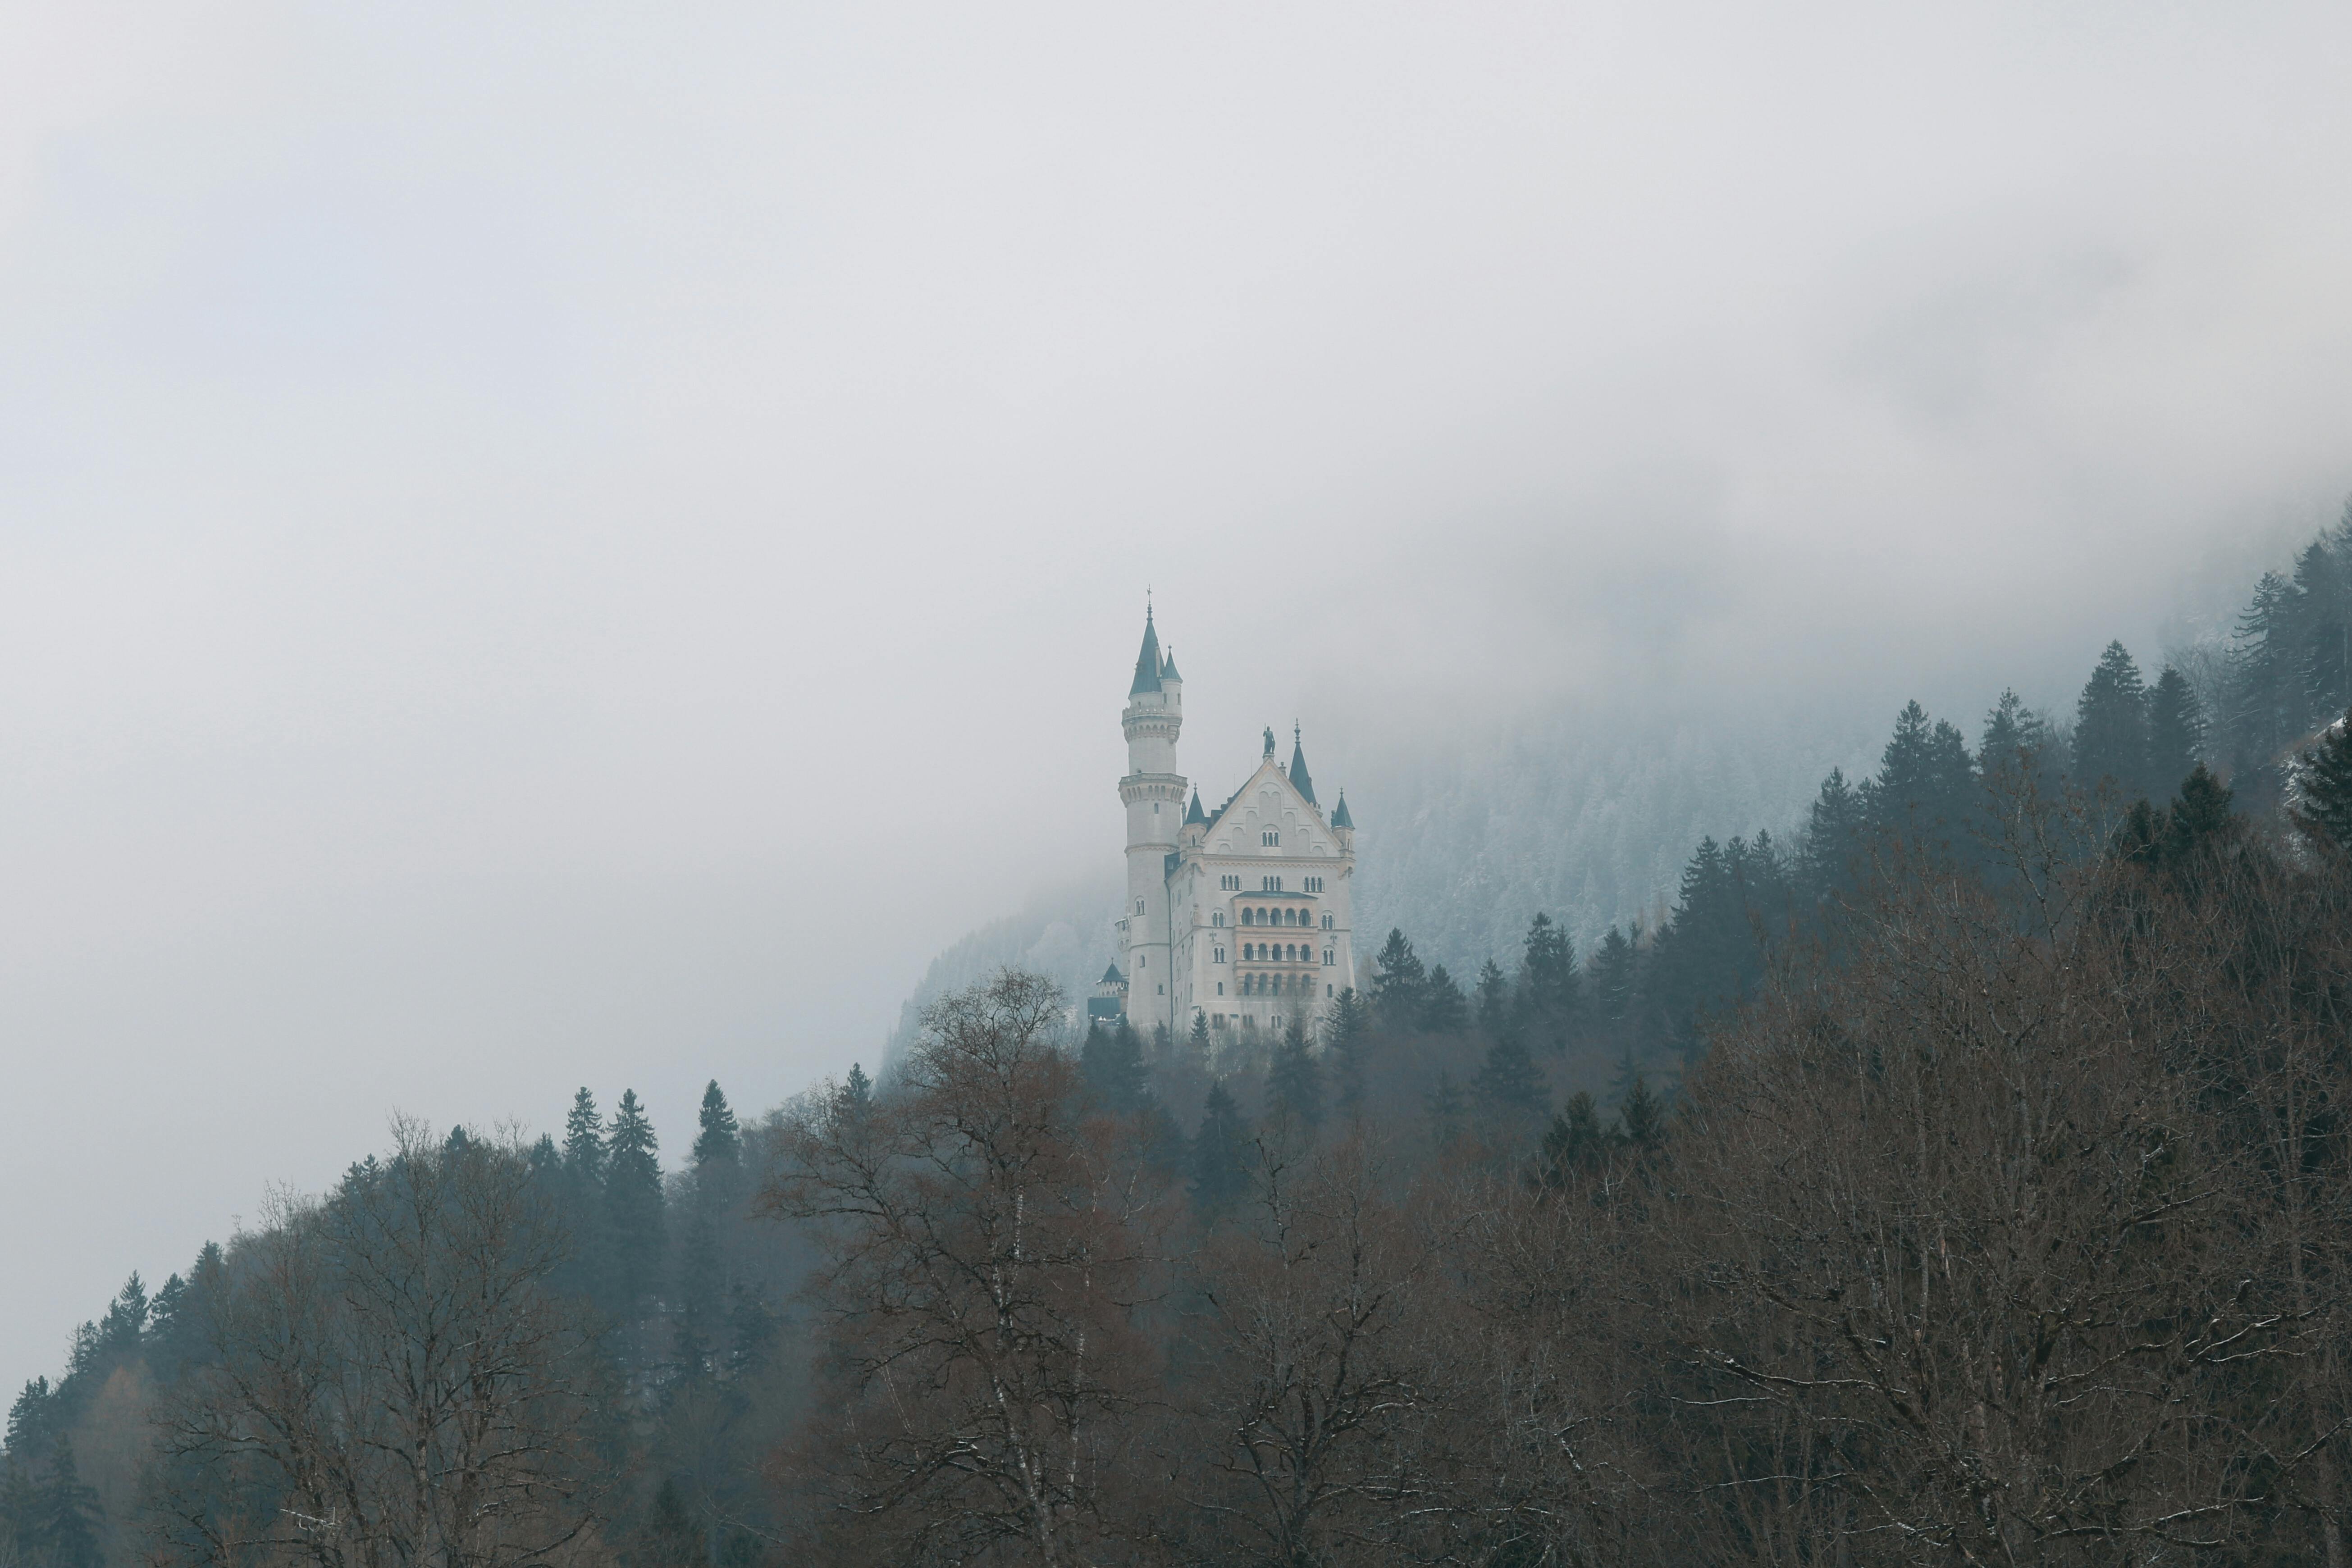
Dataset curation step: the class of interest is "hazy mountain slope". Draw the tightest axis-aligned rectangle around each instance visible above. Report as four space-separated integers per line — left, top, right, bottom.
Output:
882 875 1123 1066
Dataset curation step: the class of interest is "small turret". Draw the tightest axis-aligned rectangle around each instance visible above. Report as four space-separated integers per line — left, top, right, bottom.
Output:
1130 610 1164 696
1289 722 1316 805
1331 790 1353 830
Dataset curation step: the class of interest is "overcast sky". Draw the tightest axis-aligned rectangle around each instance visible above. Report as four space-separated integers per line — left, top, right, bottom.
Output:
5 0 2351 1387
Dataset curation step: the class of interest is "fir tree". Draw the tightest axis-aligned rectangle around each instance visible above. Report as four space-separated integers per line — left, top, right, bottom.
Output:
1473 958 1512 1038
39 1435 100 1568
1189 1082 1252 1213
691 1080 742 1169
840 1062 873 1119
1518 912 1579 1044
1081 1020 1150 1115
1424 1071 1468 1151
562 1087 606 1181
97 1272 147 1353
2228 570 2303 803
1323 988 1370 1115
1536 1091 1608 1185
1267 1021 1324 1130
603 1089 665 1321
0 1454 37 1565
1189 1008 1210 1054
1798 767 1865 900
1474 1033 1548 1129
4 1380 50 1457
1617 1074 1666 1152
1587 926 1637 1032
2293 713 2352 855
1419 964 1469 1035
2073 641 2151 793
1370 928 1427 1030
1862 701 1977 841
2144 665 2206 801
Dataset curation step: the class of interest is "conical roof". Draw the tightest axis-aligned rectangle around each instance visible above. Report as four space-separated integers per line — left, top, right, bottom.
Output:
1129 609 1163 695
1101 962 1125 985
1330 790 1353 829
1288 723 1316 805
1185 789 1206 825
1160 645 1181 682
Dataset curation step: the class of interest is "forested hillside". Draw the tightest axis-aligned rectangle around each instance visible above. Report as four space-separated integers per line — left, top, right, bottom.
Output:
7 510 2352 1567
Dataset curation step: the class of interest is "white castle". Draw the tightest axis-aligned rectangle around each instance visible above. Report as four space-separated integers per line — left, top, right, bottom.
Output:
1092 607 1358 1040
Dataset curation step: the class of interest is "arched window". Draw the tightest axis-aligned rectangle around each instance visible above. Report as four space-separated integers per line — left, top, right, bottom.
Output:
1240 908 1253 926
1324 948 1334 965
1322 914 1333 929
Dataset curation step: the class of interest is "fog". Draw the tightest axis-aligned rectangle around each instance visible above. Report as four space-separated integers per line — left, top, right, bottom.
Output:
4 0 2350 1389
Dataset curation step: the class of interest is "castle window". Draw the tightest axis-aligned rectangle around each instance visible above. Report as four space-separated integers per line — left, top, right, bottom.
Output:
1212 912 1224 927
1305 876 1323 893
1136 899 1145 914
1214 947 1224 963
1324 948 1334 965
1216 982 1224 995
1322 914 1333 929
1326 984 1334 997
1137 954 1145 968
1262 830 1279 847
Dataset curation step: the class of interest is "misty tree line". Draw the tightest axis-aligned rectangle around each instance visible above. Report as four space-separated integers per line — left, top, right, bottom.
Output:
5 511 2352 1566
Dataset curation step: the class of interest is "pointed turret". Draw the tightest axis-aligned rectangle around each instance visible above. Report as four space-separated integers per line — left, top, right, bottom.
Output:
1330 790 1353 829
1185 788 1206 825
1288 722 1316 805
1129 609 1163 696
1160 645 1181 682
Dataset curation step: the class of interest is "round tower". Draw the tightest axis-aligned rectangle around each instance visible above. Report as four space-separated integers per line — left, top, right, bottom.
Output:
1118 607 1186 1034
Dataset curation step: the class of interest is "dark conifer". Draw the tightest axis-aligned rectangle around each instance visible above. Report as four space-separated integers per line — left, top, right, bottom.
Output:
1474 958 1512 1037
1420 965 1469 1035
1617 1074 1666 1151
1536 1091 1608 1185
1516 912 1579 1053
562 1088 605 1181
1323 988 1370 1114
1190 1082 1252 1213
1189 1008 1210 1054
2293 713 2352 855
1424 1071 1468 1150
1370 928 1427 1029
1267 1021 1324 1130
39 1435 100 1568
691 1080 741 1169
603 1090 665 1321
840 1062 873 1117
2073 641 2151 792
1081 1020 1149 1115
1798 767 1865 899
1474 1032 1548 1128
97 1273 147 1354
2144 666 2206 800
1863 702 1977 843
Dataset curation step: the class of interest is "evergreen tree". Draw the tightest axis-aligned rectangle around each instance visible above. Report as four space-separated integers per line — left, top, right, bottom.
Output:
1473 1033 1548 1129
1862 702 1978 848
1587 926 1637 1033
691 1080 741 1169
562 1087 606 1181
840 1062 873 1119
1323 988 1370 1115
1189 1082 1251 1213
2143 665 2206 801
1798 767 1865 900
39 1435 100 1568
2293 533 2352 723
1516 912 1579 1053
4 1380 50 1457
1081 1020 1150 1115
1266 1021 1324 1130
1979 688 2054 775
1419 965 1469 1036
2227 570 2303 802
1424 1071 1468 1151
1188 1008 1210 1055
1473 958 1512 1038
1370 928 1427 1030
603 1089 665 1322
2073 640 2151 793
2293 712 2352 855
97 1272 147 1354
0 1454 37 1565
1617 1073 1666 1152
1536 1091 1609 1185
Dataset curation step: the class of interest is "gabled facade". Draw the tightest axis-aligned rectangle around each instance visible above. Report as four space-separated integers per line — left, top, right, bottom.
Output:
1115 608 1357 1039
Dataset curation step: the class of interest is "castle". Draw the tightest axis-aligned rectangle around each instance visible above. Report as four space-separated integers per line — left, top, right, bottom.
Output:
1092 607 1358 1039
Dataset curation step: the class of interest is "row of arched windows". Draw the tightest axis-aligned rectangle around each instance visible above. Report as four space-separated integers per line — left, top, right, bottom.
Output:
1232 942 1337 966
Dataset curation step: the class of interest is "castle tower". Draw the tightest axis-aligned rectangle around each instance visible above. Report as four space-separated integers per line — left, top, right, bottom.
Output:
1118 607 1186 1034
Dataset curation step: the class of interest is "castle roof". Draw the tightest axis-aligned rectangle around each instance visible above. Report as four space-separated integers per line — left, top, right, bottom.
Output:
1185 788 1206 825
1288 724 1316 805
1129 610 1163 695
1331 790 1353 829
1161 646 1181 682
1100 962 1124 985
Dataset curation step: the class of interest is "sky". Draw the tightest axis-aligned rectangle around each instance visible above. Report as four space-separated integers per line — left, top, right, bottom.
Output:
4 0 2352 1387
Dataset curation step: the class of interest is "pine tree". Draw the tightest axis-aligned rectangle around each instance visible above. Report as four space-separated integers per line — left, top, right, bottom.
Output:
603 1090 665 1323
840 1062 873 1118
4 1380 50 1459
1190 1082 1252 1213
2293 712 2352 855
1979 688 2055 777
1323 988 1370 1115
1799 767 1865 900
1617 1074 1666 1152
562 1088 606 1181
97 1272 147 1354
691 1080 741 1169
1424 1071 1468 1151
1267 1021 1324 1130
1473 959 1512 1037
1081 1020 1149 1115
1588 926 1637 1031
2228 570 2303 803
1419 965 1469 1035
1536 1091 1608 1185
40 1434 100 1568
1188 1008 1210 1055
2144 665 2206 801
1862 702 1977 843
1516 912 1579 1053
0 1454 37 1565
1370 928 1427 1030
2073 641 2151 793
1474 1032 1548 1129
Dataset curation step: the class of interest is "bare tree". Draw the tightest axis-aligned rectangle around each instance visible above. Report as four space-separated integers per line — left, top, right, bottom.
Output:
762 971 1174 1568
151 1119 605 1568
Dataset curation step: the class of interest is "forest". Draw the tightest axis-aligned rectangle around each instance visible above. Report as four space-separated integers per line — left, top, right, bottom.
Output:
7 512 2352 1566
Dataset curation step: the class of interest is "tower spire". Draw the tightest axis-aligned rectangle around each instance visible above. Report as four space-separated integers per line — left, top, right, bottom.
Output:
1289 722 1317 805
1129 604 1163 695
